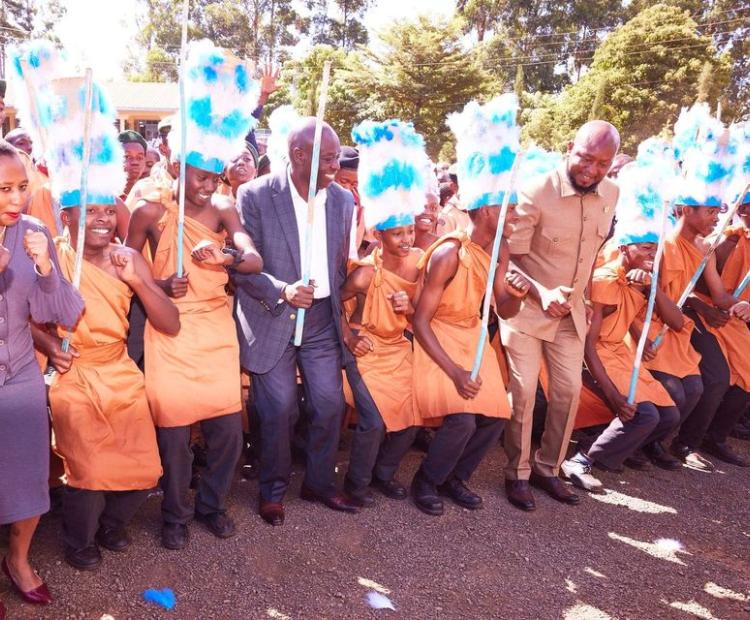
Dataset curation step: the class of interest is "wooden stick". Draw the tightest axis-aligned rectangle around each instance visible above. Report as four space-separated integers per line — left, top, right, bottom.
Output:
470 151 524 381
62 69 95 353
652 183 750 350
627 199 670 404
294 60 332 347
175 0 190 278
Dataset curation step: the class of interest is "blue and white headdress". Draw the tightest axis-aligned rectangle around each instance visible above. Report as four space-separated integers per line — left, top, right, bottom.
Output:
447 93 520 210
352 119 430 230
672 103 735 207
612 137 678 246
168 39 260 174
266 104 300 175
8 39 72 159
517 145 562 189
729 122 750 205
43 77 125 208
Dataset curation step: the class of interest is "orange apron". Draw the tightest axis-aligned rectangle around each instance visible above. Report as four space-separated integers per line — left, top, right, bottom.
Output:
49 241 162 490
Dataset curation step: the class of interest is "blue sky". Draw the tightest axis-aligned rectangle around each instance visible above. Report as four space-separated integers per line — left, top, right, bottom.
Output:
58 0 457 80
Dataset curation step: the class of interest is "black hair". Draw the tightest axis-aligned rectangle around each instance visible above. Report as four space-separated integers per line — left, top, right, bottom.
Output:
0 138 22 160
439 182 454 206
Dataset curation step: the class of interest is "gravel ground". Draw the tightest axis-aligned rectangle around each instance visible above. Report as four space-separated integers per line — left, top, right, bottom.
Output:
2 435 749 620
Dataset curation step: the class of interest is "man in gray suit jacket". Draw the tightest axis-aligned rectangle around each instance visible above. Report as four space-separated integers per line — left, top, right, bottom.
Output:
233 119 360 525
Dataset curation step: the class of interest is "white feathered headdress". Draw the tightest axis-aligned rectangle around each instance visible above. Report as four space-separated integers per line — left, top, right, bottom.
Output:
672 103 735 207
447 93 520 210
352 119 430 230
729 122 750 206
266 104 300 175
169 39 260 174
612 137 678 246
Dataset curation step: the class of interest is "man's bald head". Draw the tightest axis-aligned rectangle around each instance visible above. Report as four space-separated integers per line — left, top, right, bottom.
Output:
566 120 621 192
5 127 32 155
288 116 341 192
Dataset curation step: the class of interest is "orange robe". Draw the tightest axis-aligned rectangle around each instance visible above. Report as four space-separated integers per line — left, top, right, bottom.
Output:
641 231 702 378
354 247 421 432
48 241 162 490
26 186 59 237
575 264 675 428
413 231 510 420
694 226 750 390
144 198 241 427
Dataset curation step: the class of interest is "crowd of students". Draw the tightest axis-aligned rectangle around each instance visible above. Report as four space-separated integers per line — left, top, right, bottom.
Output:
1 39 749 616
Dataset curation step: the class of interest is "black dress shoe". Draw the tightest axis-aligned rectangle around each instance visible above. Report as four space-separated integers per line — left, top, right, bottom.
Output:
642 442 682 471
701 439 750 467
730 422 750 441
259 500 285 526
438 477 482 510
410 470 443 516
161 523 188 550
504 480 536 512
300 487 361 513
343 480 376 508
623 451 651 471
95 526 130 552
529 472 581 505
195 511 237 538
372 477 407 500
64 544 102 571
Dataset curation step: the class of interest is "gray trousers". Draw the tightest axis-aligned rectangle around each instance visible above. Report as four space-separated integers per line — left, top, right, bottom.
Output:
587 402 680 469
157 412 243 525
252 300 345 503
344 360 386 492
421 414 505 486
63 486 148 550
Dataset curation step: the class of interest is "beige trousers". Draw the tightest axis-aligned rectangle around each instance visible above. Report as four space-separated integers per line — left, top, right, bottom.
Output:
501 316 584 480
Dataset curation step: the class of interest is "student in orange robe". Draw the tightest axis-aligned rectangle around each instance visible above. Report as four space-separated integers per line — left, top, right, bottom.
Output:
33 202 179 571
410 208 529 516
127 158 262 549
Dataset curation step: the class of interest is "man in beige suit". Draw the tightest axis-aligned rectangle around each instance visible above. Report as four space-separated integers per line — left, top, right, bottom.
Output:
501 121 621 511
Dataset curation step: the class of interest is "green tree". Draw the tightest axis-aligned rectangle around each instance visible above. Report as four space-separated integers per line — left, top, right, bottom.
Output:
344 16 493 158
524 3 728 151
308 0 370 50
0 0 66 77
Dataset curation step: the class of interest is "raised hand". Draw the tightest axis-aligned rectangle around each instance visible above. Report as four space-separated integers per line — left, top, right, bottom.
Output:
23 230 52 275
259 62 281 97
387 290 412 314
110 247 139 285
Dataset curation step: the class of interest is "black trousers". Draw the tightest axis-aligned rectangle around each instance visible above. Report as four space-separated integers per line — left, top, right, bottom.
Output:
678 310 750 448
63 487 148 550
157 412 243 525
373 427 418 483
344 360 386 492
421 414 505 486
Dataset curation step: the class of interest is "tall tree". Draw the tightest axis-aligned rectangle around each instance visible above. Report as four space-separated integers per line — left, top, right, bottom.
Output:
0 0 66 77
344 16 493 158
523 3 728 151
308 0 370 50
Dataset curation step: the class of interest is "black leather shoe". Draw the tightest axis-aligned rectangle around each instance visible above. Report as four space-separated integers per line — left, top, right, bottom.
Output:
505 480 536 512
529 472 580 505
372 477 407 500
95 526 130 552
64 544 102 571
642 442 682 471
161 523 188 550
195 511 237 538
438 477 482 510
730 422 750 441
343 480 376 508
410 470 443 516
623 450 651 471
300 487 361 513
701 438 749 467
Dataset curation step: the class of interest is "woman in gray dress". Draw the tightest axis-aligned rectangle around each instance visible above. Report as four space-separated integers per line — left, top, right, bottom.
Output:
0 140 84 609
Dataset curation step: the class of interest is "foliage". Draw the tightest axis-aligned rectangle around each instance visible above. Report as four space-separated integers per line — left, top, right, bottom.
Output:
307 0 370 50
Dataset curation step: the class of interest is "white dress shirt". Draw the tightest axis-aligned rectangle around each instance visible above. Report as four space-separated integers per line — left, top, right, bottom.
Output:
287 169 358 299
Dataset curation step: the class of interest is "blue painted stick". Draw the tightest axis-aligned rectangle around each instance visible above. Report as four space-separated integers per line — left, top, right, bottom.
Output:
627 199 670 403
294 61 332 346
62 70 95 354
470 151 524 381
175 0 189 278
652 183 750 349
733 268 750 298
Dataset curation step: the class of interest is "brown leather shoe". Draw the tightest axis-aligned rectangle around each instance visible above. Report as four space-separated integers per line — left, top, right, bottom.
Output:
259 499 285 526
504 480 536 512
300 487 360 513
529 472 581 505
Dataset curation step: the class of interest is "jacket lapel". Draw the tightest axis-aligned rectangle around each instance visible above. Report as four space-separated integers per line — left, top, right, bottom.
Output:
271 172 302 279
325 189 343 291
